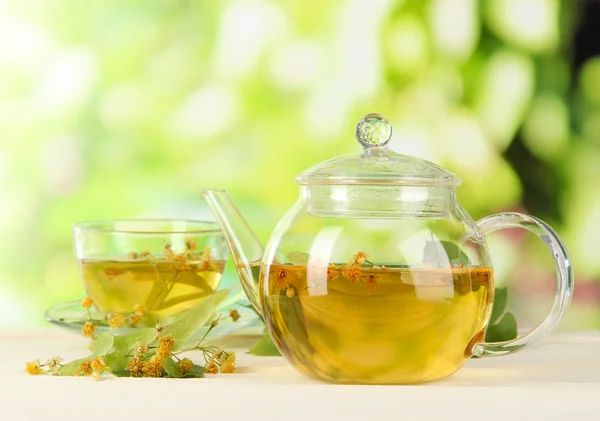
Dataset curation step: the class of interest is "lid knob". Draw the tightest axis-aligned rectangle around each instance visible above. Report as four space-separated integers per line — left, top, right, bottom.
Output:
355 113 392 149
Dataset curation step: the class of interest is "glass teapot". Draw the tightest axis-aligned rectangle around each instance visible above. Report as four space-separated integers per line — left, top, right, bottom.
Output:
203 113 574 384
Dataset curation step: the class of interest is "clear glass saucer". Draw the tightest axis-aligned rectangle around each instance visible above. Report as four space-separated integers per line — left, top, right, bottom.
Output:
44 286 262 343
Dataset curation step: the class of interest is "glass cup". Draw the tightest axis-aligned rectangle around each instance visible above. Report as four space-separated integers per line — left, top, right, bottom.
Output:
73 219 228 318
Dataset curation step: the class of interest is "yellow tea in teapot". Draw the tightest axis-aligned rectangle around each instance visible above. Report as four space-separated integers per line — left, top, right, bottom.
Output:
262 261 493 384
80 253 225 317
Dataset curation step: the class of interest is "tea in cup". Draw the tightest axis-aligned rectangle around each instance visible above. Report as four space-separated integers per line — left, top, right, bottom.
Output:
73 219 228 317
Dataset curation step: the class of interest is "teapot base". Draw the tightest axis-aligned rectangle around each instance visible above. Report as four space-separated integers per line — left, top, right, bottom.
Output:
262 264 492 385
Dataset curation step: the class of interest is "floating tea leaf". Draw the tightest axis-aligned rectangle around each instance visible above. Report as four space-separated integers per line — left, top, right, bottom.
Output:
286 252 310 266
423 240 470 266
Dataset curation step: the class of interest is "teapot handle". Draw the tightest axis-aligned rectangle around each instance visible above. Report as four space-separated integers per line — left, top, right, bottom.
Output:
472 212 574 357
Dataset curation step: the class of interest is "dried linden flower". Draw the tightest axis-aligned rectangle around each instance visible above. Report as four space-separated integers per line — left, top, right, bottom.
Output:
108 313 126 329
157 335 175 358
133 303 146 317
45 356 63 375
128 251 139 260
91 357 106 372
143 354 163 378
179 358 193 373
79 360 93 376
81 321 95 338
200 247 211 269
127 357 144 376
213 349 226 362
341 264 361 283
80 297 93 309
129 314 141 327
229 309 241 322
327 264 339 281
286 286 296 298
366 273 378 287
353 251 369 265
185 238 198 251
155 322 165 334
135 343 149 355
25 359 43 375
275 268 289 284
220 361 235 374
205 360 218 375
163 243 174 259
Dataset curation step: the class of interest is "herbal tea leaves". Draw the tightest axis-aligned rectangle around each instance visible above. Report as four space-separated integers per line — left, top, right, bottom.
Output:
103 352 130 373
91 332 114 357
485 312 517 342
112 328 158 355
249 333 281 356
286 252 310 266
180 365 205 378
274 289 311 358
162 357 182 378
482 286 517 343
167 294 217 351
57 358 90 376
30 289 239 380
422 240 470 267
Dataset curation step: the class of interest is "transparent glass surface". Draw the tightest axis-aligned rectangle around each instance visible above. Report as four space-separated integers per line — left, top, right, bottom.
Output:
203 114 573 385
259 187 493 384
73 219 228 317
295 113 461 187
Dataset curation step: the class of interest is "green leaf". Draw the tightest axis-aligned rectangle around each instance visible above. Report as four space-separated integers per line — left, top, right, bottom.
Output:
112 328 158 355
135 312 163 328
91 332 114 357
58 357 90 376
490 287 508 324
249 333 281 356
162 357 182 378
273 290 310 358
111 370 131 377
213 288 231 307
286 252 310 266
104 353 130 372
167 295 217 351
180 365 204 378
154 292 212 311
485 311 518 342
216 288 245 311
423 241 470 266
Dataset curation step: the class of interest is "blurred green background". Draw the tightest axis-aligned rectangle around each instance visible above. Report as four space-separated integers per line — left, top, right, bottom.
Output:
0 0 598 329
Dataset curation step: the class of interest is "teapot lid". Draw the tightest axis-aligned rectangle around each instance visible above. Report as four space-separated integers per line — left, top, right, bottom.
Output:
295 113 462 187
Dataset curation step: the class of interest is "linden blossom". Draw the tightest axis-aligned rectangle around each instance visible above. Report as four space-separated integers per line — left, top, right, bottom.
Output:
25 291 241 380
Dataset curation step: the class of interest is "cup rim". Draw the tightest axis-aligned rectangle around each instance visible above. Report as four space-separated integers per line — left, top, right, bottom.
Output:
72 219 221 234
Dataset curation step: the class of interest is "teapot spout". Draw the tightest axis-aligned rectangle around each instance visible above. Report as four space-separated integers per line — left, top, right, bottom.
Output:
201 190 264 313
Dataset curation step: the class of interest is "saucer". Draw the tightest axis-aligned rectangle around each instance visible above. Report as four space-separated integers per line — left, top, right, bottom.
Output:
44 286 262 343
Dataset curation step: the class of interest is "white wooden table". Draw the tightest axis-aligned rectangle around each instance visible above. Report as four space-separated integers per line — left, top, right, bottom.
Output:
2 328 600 421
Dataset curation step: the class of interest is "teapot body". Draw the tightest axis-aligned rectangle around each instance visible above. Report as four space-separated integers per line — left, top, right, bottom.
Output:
203 113 573 384
259 185 494 384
